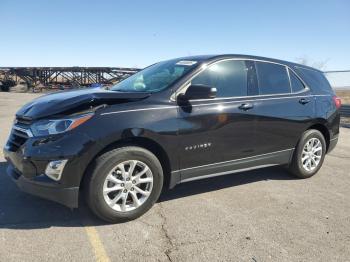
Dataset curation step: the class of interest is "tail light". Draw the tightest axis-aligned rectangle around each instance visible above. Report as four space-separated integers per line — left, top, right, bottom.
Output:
333 96 341 109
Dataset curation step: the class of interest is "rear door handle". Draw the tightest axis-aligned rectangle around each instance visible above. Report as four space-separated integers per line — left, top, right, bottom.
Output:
299 98 311 105
238 103 254 111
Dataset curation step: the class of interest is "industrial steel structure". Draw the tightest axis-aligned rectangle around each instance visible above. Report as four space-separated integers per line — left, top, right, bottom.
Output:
0 66 140 88
1 67 349 94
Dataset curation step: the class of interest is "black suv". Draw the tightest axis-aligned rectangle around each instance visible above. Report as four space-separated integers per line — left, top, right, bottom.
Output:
4 55 341 222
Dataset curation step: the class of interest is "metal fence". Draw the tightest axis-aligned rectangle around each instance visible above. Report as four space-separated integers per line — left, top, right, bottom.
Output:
340 105 350 117
324 70 350 90
325 71 350 113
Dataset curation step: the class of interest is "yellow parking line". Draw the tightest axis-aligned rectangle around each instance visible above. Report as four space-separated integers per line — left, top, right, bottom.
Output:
84 225 110 262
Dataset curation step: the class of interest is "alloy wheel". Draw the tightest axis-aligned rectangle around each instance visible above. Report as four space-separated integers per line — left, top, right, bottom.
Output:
102 160 153 212
301 137 323 172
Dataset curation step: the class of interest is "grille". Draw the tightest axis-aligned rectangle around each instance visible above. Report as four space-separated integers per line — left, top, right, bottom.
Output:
8 117 32 150
16 116 32 126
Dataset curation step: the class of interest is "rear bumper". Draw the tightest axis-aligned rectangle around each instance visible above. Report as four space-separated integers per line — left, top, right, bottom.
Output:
6 164 79 208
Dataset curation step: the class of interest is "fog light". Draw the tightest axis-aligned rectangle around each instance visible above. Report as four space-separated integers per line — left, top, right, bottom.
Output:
45 160 68 181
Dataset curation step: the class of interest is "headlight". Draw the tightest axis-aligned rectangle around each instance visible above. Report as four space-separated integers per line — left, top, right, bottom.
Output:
31 113 93 136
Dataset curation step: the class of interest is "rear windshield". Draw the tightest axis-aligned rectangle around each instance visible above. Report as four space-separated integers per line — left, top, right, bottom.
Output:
295 67 333 94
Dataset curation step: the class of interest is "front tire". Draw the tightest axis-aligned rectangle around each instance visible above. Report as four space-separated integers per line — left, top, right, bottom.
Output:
288 129 326 179
86 146 163 223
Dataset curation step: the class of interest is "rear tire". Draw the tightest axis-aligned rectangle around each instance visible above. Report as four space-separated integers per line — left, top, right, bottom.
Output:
85 146 163 223
288 129 326 179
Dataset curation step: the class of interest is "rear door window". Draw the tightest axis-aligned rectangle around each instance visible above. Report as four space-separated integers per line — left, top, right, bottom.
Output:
255 61 291 95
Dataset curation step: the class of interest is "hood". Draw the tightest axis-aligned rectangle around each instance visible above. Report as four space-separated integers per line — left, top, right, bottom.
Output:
16 87 150 120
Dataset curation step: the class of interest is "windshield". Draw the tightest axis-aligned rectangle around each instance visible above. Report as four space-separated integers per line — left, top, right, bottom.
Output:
111 59 199 92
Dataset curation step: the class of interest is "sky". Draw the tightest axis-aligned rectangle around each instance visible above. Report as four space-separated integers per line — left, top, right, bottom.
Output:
1 0 350 71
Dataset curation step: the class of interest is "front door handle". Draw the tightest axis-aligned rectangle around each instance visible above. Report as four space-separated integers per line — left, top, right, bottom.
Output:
238 103 254 111
299 98 311 105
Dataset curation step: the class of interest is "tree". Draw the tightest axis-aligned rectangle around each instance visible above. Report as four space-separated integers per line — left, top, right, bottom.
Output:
295 55 329 70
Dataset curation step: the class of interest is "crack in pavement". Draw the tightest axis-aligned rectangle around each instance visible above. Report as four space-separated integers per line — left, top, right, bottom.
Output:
137 219 157 228
155 203 242 261
328 154 350 160
157 203 175 262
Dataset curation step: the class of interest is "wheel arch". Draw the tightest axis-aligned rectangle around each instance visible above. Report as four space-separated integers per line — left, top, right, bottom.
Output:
306 123 330 152
80 136 172 192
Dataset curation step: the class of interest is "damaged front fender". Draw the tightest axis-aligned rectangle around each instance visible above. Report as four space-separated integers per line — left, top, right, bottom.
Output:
16 87 151 120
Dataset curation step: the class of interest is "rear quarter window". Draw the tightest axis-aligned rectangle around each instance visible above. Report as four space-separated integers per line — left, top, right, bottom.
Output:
288 69 305 93
295 67 333 94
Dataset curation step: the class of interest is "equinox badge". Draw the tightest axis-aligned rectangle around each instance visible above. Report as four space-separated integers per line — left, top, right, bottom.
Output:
185 143 212 151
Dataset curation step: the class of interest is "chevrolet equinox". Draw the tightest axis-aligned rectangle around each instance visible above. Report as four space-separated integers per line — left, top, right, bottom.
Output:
4 55 341 222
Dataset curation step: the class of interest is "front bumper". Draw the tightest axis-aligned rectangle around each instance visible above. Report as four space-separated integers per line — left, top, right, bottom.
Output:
6 164 79 208
2 130 99 208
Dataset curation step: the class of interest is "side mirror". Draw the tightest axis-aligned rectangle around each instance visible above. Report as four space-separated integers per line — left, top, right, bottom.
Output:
179 84 217 101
